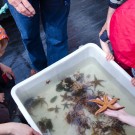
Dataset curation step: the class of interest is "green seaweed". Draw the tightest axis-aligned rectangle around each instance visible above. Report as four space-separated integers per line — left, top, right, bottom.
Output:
56 83 64 92
50 96 57 103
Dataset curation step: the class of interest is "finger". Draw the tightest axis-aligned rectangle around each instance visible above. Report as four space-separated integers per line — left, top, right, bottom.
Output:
16 3 32 17
106 55 111 61
112 56 114 61
22 0 35 15
8 0 21 7
106 56 110 61
6 72 15 80
131 79 135 86
6 73 13 80
33 130 41 135
9 71 15 79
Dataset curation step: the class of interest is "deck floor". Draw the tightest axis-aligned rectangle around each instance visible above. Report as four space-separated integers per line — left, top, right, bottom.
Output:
0 0 108 83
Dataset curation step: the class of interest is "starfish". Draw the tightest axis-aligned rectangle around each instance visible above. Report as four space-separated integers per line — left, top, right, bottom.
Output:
62 102 70 110
60 92 72 102
90 75 104 89
54 105 60 113
89 95 124 115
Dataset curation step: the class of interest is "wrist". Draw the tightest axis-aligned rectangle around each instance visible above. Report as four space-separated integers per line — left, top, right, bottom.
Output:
0 123 13 135
5 122 16 135
117 111 128 122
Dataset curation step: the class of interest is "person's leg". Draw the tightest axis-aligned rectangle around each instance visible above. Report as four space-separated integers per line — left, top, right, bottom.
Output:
40 0 70 65
6 0 47 71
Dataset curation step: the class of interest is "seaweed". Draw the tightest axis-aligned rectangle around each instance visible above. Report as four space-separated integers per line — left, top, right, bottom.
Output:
37 117 53 133
56 83 64 92
50 96 57 103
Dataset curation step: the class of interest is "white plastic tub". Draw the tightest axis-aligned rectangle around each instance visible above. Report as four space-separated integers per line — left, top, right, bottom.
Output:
11 43 135 134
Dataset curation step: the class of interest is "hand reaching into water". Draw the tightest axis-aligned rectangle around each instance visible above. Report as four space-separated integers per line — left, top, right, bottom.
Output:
103 101 126 118
101 97 135 127
8 0 35 17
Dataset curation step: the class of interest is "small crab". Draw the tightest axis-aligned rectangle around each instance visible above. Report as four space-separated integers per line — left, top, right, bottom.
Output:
24 96 48 115
32 96 48 107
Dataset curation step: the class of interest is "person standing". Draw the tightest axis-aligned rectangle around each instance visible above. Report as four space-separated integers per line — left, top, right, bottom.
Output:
99 0 135 86
7 0 70 74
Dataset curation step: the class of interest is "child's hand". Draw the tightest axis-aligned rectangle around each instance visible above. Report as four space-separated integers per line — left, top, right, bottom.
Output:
0 63 15 80
97 96 125 118
0 93 5 103
131 77 135 86
106 52 114 61
103 102 126 119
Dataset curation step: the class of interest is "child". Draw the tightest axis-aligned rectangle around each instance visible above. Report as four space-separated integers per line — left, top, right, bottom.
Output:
0 25 41 135
0 25 17 123
99 0 135 86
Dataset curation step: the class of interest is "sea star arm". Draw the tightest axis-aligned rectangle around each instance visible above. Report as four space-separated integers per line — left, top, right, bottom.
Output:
108 104 125 110
103 95 108 103
89 99 104 106
108 98 119 105
95 105 107 115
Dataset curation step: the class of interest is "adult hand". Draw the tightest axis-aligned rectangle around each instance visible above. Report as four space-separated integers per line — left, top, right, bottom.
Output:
0 63 15 80
8 0 36 17
6 122 41 135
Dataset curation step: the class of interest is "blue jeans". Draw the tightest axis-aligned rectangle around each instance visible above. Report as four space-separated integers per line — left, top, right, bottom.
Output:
7 0 70 71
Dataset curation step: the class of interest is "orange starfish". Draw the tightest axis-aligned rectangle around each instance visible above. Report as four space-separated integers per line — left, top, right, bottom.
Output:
89 95 124 115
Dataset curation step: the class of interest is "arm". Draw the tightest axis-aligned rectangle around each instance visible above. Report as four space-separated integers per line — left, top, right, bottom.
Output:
7 0 35 17
118 112 135 127
104 108 135 127
99 39 114 61
0 122 41 135
100 0 124 36
105 7 116 36
103 98 135 127
0 63 15 79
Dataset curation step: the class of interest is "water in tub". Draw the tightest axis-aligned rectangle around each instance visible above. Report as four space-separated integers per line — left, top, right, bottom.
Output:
22 58 135 135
